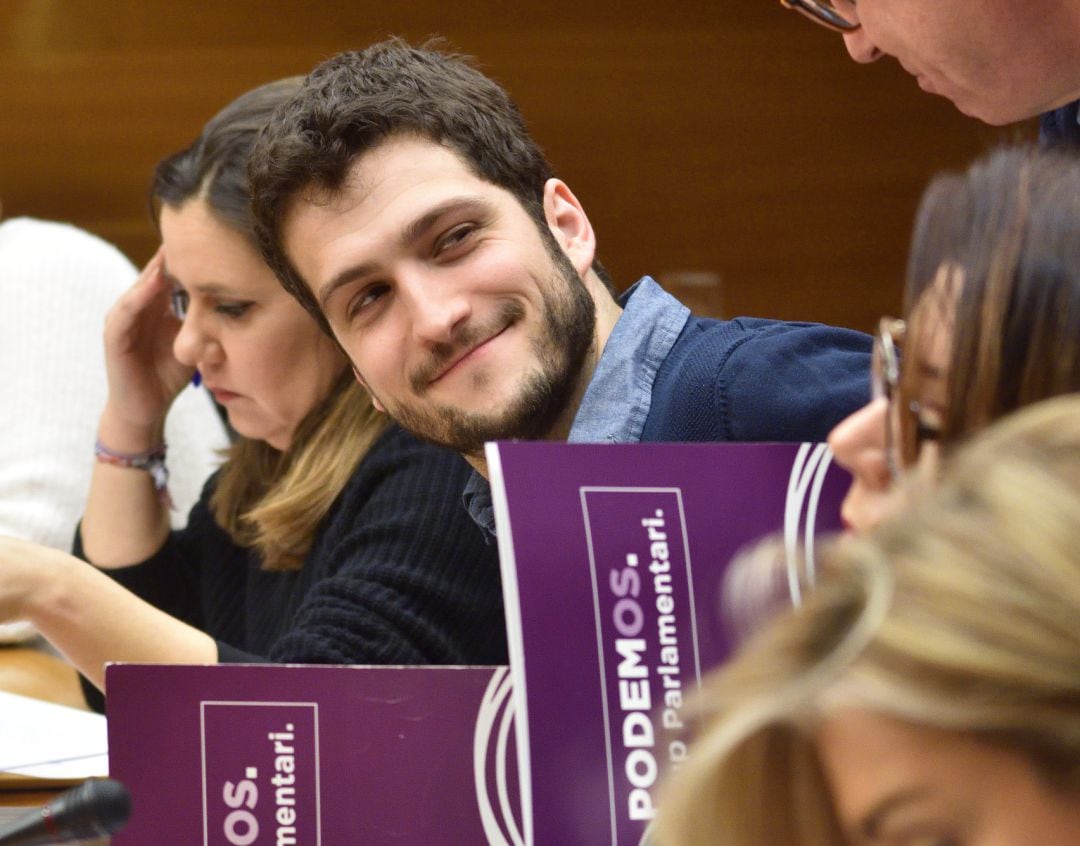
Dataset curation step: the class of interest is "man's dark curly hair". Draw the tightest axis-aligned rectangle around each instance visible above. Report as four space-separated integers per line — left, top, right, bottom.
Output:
249 37 609 333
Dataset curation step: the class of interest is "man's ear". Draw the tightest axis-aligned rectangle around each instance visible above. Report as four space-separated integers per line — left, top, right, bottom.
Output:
542 179 596 277
352 365 385 413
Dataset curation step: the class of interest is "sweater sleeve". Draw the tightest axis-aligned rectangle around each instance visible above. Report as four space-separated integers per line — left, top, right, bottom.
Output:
715 321 872 442
267 426 508 666
71 488 219 712
643 318 872 444
71 483 218 633
73 427 506 709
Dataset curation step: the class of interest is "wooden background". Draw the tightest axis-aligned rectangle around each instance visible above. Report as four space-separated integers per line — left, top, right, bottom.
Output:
0 1 1023 332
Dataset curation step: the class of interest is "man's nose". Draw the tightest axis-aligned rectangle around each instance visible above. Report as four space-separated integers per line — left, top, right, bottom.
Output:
842 28 883 63
402 271 472 347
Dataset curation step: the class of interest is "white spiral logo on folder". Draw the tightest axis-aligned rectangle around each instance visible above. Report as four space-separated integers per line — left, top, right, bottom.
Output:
783 442 833 606
473 667 523 846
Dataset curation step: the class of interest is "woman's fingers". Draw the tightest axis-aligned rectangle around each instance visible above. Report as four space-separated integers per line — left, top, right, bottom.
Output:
121 247 169 314
106 248 175 350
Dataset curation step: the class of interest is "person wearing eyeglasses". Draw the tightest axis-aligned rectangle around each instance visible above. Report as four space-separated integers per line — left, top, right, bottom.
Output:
779 0 1080 145
827 144 1080 533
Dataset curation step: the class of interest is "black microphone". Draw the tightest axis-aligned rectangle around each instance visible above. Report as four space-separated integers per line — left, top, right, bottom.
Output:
0 779 131 845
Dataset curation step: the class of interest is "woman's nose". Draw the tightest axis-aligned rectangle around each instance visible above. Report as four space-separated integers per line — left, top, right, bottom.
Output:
830 398 897 533
172 309 216 369
828 398 891 488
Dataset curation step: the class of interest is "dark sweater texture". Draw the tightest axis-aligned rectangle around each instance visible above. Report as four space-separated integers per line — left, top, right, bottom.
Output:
75 425 507 710
641 315 872 443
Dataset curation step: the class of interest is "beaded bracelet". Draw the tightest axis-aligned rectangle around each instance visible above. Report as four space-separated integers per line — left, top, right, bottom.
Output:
94 439 173 508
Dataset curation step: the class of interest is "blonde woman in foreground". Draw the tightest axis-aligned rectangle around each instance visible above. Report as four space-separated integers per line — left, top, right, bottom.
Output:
656 394 1080 846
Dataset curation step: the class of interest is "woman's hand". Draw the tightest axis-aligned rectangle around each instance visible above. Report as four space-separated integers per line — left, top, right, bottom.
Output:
99 248 193 446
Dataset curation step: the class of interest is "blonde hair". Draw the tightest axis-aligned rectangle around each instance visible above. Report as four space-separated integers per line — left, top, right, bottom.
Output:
656 395 1080 846
211 372 387 572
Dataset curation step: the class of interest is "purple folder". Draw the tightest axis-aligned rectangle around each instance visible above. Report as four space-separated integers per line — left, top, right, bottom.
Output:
107 663 522 845
105 442 845 845
486 441 847 845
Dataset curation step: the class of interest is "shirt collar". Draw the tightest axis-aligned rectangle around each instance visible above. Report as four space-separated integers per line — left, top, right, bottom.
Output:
464 277 690 536
567 276 690 444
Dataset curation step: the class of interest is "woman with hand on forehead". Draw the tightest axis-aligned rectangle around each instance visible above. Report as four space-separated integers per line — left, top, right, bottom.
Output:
828 144 1080 532
0 78 506 705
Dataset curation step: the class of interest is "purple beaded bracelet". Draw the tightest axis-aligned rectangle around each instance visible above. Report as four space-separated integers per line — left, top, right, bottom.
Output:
94 439 173 508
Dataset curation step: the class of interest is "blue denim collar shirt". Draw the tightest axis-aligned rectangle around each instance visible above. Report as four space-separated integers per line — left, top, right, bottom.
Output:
463 276 690 537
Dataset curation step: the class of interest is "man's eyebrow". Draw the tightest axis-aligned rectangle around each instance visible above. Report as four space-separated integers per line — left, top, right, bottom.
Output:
398 194 492 249
319 262 379 312
317 194 494 312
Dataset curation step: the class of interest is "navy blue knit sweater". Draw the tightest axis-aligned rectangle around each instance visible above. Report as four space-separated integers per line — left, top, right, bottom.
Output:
641 315 871 443
75 425 506 709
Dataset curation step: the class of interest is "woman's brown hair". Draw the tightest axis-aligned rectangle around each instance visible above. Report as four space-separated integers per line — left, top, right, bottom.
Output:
152 78 387 571
900 145 1080 462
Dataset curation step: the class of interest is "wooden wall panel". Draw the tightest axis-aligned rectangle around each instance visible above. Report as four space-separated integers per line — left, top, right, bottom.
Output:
0 1 1024 332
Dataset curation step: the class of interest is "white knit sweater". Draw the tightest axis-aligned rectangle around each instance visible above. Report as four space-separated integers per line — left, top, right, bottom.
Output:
0 218 230 640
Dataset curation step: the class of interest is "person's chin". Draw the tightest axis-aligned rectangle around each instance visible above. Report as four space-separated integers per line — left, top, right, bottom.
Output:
229 415 287 450
944 90 1027 126
952 99 1004 124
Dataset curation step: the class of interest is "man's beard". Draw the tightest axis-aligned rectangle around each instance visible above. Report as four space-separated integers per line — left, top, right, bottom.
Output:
375 246 596 457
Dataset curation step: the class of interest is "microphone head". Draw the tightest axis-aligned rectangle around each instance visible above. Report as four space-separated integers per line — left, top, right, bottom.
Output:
50 778 132 837
0 778 131 846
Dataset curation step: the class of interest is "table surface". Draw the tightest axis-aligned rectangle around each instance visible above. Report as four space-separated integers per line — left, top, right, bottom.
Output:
0 805 110 845
0 641 88 711
1 641 89 799
0 640 107 845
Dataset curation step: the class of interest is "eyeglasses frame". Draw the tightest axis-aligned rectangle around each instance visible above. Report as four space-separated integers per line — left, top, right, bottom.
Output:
779 0 860 33
872 317 942 480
